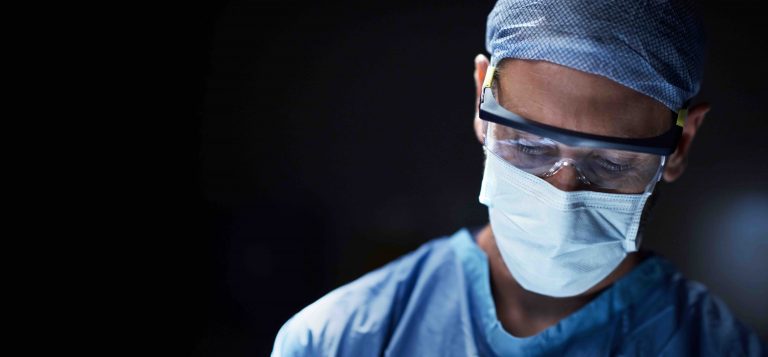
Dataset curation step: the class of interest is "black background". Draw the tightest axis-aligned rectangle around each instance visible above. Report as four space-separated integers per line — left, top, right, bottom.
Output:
138 0 768 355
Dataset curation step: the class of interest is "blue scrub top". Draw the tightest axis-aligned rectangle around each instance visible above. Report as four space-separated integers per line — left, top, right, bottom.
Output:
272 228 764 356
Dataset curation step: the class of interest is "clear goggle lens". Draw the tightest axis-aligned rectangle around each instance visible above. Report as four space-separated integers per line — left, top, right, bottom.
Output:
484 122 666 193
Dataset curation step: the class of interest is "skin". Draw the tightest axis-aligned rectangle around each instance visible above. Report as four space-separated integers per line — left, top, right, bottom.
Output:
471 54 710 337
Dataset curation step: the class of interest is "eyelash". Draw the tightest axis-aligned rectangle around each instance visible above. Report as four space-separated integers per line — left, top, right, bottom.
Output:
596 158 632 172
517 143 548 155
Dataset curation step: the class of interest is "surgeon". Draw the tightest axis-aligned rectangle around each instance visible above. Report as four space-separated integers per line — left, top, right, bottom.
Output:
272 0 765 355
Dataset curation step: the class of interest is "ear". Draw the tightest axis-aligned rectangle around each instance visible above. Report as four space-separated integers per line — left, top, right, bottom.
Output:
473 54 490 143
663 102 711 182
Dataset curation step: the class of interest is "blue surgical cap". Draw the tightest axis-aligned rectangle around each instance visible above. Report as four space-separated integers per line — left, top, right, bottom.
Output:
486 0 706 110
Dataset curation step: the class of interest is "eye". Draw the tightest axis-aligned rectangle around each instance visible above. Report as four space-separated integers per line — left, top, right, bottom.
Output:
596 157 633 172
515 138 556 155
517 143 547 155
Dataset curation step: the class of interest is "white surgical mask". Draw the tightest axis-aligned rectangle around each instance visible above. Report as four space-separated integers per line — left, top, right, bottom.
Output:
479 149 663 297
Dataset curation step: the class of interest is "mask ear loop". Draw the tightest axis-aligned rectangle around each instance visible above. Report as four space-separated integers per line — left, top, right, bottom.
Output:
627 155 667 252
643 155 667 194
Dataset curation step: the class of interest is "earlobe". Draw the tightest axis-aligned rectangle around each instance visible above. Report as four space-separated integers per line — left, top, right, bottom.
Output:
662 102 710 182
662 159 686 183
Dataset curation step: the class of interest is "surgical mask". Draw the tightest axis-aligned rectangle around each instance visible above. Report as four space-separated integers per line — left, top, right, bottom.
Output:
479 145 664 297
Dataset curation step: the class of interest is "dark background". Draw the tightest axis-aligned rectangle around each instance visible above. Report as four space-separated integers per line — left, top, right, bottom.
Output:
158 0 767 355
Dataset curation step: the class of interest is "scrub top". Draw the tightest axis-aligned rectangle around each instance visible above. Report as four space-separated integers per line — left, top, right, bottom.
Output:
271 228 764 356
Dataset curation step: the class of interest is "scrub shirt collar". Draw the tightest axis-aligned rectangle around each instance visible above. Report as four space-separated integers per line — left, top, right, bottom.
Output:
449 228 673 356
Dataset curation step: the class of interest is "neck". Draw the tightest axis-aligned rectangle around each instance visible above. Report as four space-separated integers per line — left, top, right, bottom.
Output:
475 224 646 337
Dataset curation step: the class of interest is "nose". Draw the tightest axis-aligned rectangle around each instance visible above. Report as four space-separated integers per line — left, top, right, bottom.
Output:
544 164 589 192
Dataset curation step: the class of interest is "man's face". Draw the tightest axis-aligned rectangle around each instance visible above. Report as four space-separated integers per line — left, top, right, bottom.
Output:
491 58 673 192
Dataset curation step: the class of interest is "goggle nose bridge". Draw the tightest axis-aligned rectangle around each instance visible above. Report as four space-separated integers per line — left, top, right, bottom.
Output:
540 158 593 186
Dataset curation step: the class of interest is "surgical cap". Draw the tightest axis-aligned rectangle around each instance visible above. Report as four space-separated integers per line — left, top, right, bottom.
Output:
485 0 706 110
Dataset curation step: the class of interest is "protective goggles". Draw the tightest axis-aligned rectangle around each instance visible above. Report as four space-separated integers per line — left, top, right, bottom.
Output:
484 122 666 193
479 66 684 193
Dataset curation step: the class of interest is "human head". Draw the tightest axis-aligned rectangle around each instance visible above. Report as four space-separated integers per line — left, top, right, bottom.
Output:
473 0 710 186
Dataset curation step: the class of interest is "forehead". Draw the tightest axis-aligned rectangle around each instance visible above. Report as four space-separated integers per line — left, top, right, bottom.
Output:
493 59 671 139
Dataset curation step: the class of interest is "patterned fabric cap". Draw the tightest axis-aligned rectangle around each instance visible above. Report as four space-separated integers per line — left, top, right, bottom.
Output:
486 0 706 110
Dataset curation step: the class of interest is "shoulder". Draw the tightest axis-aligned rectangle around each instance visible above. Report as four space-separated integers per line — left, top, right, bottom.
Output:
271 232 463 357
614 257 764 356
647 260 764 356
